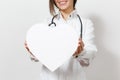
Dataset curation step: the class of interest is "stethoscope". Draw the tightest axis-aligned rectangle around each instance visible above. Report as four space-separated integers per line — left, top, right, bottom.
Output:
48 14 83 58
48 14 83 39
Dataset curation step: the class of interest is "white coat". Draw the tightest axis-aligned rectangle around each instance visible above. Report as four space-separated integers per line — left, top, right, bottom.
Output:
37 10 97 80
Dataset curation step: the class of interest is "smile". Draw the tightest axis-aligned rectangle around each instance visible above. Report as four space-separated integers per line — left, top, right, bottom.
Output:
58 1 67 5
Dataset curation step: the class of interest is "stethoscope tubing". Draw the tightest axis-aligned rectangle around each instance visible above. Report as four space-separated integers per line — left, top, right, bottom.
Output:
48 14 83 39
48 14 83 58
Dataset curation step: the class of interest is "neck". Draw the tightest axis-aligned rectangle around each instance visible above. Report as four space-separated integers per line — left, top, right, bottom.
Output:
60 7 74 20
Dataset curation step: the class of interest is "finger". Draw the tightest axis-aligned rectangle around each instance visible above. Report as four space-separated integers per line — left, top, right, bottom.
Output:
73 46 82 58
77 45 82 54
26 46 30 52
78 40 84 50
78 41 85 53
30 57 39 62
24 42 28 50
76 42 83 54
81 40 84 48
24 41 30 52
81 39 84 47
73 49 78 56
73 48 79 56
73 38 84 57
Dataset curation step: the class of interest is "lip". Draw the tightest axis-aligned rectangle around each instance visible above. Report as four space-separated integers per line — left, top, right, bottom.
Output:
58 1 67 6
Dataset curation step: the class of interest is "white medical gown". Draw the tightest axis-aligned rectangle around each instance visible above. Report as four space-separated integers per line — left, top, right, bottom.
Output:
36 10 97 80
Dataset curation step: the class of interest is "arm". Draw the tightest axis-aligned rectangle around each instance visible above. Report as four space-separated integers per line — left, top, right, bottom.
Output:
74 19 97 67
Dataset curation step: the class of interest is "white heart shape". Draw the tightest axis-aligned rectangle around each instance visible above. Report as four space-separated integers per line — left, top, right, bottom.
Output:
26 23 79 72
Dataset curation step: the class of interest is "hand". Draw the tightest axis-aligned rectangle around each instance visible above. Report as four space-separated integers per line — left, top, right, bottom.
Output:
24 41 30 53
24 41 39 62
73 38 84 57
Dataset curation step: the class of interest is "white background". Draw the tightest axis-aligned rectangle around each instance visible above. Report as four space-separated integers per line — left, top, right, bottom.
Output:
0 0 120 80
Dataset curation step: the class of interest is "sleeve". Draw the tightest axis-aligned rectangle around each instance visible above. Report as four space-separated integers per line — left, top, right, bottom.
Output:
76 19 97 67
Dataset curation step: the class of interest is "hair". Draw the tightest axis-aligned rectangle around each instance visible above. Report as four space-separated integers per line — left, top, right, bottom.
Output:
49 0 77 16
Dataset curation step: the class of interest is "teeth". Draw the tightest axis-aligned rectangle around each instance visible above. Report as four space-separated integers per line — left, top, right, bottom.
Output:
59 1 67 5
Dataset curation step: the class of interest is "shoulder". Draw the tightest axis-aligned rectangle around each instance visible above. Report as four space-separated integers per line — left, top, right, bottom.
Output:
43 15 53 24
31 16 53 27
79 16 94 34
80 17 94 26
80 17 94 29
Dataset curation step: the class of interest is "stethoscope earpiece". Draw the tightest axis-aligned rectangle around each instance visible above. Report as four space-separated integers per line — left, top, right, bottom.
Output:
48 14 58 27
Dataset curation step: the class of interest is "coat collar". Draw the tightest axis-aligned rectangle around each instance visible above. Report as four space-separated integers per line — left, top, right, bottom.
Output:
56 9 78 20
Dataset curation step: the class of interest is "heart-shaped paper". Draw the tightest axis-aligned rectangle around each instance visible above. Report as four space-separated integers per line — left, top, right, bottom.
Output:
26 23 78 72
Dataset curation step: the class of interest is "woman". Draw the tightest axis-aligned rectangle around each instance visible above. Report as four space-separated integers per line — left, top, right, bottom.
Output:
25 0 97 80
